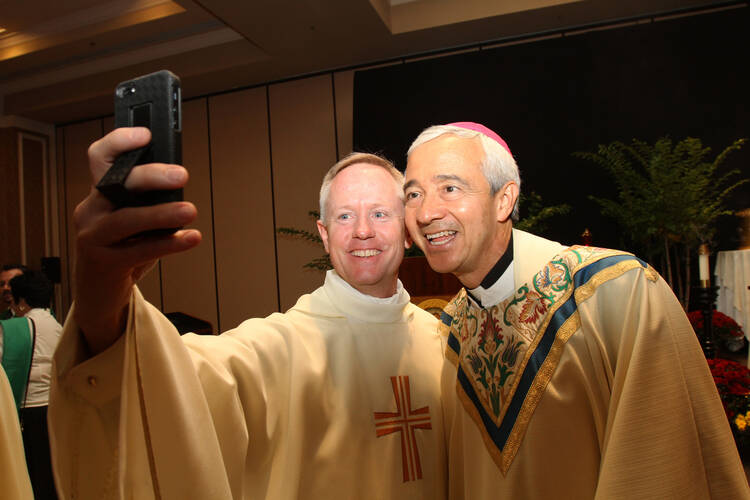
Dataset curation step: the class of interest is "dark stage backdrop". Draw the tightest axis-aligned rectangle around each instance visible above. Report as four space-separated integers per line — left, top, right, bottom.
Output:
353 8 750 251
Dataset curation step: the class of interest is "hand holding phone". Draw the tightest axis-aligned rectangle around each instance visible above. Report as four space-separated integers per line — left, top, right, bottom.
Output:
97 70 183 208
74 127 200 355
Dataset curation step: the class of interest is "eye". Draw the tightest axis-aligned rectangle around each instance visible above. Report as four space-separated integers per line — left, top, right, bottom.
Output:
338 213 352 221
445 185 458 193
405 191 420 200
373 210 387 218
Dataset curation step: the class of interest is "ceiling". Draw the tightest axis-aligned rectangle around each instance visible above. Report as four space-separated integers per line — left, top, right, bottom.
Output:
0 0 734 124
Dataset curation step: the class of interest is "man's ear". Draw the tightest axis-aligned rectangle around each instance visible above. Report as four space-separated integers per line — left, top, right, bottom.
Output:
495 181 519 223
404 229 413 250
316 220 330 253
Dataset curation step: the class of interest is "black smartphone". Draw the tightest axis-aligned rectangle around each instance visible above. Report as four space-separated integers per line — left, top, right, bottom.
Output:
97 70 183 208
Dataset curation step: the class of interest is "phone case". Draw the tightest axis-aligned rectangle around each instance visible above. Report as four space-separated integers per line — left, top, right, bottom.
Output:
97 70 182 208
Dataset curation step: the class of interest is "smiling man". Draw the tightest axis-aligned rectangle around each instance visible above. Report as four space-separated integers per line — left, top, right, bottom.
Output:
49 132 446 500
404 122 749 499
316 159 407 298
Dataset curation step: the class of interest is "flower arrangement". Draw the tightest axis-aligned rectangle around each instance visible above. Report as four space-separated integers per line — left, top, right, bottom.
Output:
735 411 750 432
688 310 746 352
707 357 750 455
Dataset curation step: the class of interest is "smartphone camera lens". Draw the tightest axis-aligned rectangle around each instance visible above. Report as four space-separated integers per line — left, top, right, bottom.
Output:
115 85 137 98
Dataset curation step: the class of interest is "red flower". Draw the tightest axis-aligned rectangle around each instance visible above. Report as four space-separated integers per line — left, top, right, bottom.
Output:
707 358 750 420
688 310 745 339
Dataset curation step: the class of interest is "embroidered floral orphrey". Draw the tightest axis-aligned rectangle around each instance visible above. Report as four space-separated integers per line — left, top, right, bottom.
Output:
440 245 657 474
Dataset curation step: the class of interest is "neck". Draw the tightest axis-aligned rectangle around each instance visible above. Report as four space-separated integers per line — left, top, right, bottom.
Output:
351 276 399 299
456 224 513 289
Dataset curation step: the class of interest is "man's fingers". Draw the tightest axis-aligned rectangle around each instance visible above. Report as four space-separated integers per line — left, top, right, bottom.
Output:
113 229 202 267
79 228 202 278
123 164 188 192
81 202 198 246
88 127 152 182
89 127 151 165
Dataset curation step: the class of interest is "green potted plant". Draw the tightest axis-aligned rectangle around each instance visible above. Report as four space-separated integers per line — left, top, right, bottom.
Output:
575 136 747 309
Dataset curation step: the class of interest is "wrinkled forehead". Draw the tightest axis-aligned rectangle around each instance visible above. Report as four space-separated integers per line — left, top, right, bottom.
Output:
406 135 484 178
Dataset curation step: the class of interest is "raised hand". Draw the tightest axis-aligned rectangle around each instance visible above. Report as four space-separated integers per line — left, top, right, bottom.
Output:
73 127 201 354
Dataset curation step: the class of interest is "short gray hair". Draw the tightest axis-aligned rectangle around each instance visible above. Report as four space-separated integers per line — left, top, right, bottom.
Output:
319 152 404 223
407 125 521 221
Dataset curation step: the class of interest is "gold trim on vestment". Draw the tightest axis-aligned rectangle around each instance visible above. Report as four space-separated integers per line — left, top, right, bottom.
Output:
446 246 656 476
574 259 655 304
501 312 581 473
482 286 572 426
445 342 459 366
441 290 467 368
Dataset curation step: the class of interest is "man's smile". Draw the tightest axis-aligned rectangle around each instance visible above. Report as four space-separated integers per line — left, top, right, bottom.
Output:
425 230 457 246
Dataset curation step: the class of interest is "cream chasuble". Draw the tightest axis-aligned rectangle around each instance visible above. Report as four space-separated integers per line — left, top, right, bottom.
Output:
441 229 749 499
49 271 446 499
0 367 33 500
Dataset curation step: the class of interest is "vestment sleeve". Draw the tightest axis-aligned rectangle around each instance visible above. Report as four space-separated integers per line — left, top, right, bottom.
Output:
577 270 749 499
49 286 285 499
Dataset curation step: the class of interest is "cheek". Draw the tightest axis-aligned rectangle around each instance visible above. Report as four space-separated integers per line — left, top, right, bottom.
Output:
453 201 475 217
454 198 489 224
404 210 415 225
404 212 422 234
327 229 350 252
382 225 404 246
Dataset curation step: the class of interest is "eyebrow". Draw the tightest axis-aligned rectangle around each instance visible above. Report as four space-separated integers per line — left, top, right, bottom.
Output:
404 174 468 191
435 174 468 186
403 179 419 191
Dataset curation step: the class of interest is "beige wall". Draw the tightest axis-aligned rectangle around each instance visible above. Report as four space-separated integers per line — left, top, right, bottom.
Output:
55 69 355 333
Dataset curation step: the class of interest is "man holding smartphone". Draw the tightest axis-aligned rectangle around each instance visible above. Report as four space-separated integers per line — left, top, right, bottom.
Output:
48 128 447 499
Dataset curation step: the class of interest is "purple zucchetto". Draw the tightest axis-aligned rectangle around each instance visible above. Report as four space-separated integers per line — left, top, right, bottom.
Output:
446 121 511 155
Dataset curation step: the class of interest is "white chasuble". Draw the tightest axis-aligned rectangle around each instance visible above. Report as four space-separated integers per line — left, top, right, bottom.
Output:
0 367 33 499
441 230 749 499
49 271 446 499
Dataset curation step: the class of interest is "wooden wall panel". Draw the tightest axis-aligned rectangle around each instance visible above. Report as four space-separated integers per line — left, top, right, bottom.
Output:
334 71 354 159
161 98 219 333
21 136 46 271
62 120 103 305
102 117 115 134
0 128 21 265
209 88 277 331
269 76 337 310
55 127 70 315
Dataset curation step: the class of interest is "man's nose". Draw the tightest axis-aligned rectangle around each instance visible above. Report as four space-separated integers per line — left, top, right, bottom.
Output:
415 193 444 226
354 216 375 239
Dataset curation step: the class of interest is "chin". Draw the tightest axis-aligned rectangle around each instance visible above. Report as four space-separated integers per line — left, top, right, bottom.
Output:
423 254 457 275
349 271 385 286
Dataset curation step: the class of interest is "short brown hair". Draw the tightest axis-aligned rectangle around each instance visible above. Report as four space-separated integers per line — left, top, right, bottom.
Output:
318 152 403 222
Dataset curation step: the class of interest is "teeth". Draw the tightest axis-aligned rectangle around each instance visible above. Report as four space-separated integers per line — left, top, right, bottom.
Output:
351 249 381 257
430 239 451 246
426 230 456 241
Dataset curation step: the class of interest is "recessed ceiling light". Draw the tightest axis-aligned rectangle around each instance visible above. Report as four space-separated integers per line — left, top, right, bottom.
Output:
0 28 6 34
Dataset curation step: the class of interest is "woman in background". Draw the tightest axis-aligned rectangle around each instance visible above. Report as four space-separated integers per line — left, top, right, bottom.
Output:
7 270 61 499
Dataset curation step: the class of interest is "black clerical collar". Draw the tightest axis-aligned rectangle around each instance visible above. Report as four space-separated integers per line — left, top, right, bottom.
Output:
467 233 514 308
